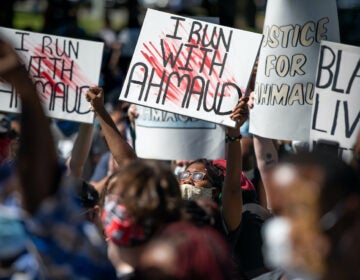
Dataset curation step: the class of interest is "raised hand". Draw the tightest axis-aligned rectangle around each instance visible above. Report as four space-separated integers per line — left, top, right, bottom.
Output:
85 86 137 167
230 96 250 130
248 91 255 110
85 86 104 112
127 104 139 129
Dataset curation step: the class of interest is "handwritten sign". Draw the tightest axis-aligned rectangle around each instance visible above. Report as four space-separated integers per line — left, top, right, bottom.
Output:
0 27 104 123
119 9 262 127
310 41 360 162
249 0 339 141
135 105 225 160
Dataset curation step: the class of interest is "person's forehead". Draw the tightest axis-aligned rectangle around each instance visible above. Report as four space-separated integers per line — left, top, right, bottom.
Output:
269 164 321 214
186 162 206 172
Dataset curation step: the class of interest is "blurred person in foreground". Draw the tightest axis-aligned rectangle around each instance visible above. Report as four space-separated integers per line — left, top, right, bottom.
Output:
0 39 116 279
136 221 237 280
86 81 270 278
254 151 360 280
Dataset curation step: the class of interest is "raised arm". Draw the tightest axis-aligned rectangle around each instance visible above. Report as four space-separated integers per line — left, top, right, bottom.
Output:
69 123 94 178
222 96 249 231
247 89 279 210
0 40 58 214
86 86 136 167
253 135 278 210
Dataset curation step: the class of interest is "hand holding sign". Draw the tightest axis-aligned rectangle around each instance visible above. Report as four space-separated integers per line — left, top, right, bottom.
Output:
127 104 139 130
119 9 262 127
230 96 249 129
248 91 255 110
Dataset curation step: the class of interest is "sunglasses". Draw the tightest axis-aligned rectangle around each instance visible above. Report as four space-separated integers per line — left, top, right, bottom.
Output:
178 170 206 181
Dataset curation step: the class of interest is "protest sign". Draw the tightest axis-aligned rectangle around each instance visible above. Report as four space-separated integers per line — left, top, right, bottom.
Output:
133 16 224 160
134 105 225 160
0 27 104 123
249 0 340 141
119 9 262 127
310 41 360 162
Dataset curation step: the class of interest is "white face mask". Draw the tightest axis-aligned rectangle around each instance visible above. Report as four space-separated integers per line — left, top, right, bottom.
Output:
262 217 320 280
180 184 214 201
262 217 292 269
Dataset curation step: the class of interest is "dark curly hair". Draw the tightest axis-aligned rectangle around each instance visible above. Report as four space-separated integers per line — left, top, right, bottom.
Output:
186 159 225 192
100 159 183 235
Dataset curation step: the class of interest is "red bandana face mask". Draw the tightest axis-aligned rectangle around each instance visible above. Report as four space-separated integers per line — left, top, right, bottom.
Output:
101 195 151 247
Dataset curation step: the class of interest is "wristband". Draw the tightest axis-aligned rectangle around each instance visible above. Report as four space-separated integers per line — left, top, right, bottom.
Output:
225 134 242 143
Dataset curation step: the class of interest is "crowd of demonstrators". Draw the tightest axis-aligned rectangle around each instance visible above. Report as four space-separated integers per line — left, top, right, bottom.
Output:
71 58 360 280
0 40 251 279
0 39 117 279
1 5 360 280
0 45 359 280
85 82 273 280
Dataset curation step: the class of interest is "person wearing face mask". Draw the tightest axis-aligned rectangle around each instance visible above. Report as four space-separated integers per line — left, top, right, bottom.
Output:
178 159 224 202
178 159 271 279
175 97 247 233
99 159 183 279
176 101 272 279
255 152 360 280
86 87 249 232
86 86 271 279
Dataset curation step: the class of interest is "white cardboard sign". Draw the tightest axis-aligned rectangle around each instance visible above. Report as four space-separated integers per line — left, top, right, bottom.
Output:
249 0 340 141
310 41 360 162
0 27 104 123
119 9 263 127
134 105 225 160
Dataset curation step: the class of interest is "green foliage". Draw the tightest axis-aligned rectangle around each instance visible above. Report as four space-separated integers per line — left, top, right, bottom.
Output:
13 11 103 35
14 12 44 31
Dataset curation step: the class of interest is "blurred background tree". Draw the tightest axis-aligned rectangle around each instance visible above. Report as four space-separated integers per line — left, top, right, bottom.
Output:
1 0 268 35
